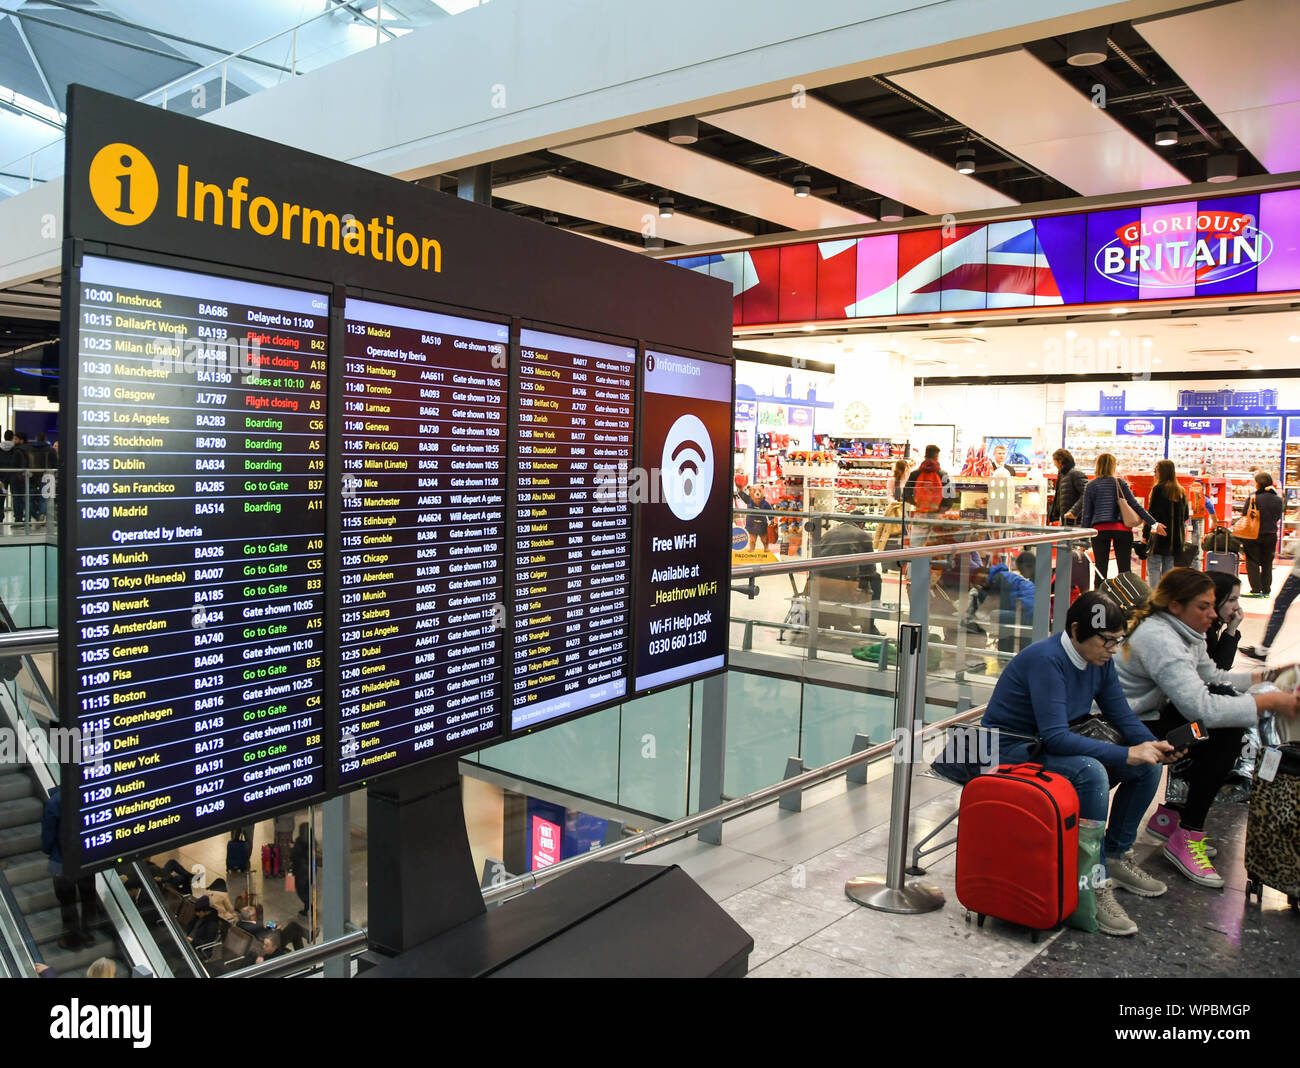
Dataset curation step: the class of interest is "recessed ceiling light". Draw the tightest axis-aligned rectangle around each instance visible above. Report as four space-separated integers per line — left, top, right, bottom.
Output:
1111 307 1128 315
940 317 957 324
800 325 816 332
976 363 988 369
1066 28 1108 66
1154 115 1179 147
1109 328 1121 337
1066 329 1077 339
971 327 986 334
1027 361 1038 368
1152 358 1162 365
1289 335 1300 343
1248 364 1264 370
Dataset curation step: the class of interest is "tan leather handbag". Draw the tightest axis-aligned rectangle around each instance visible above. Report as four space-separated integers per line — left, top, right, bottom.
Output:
1232 494 1261 541
1113 477 1142 529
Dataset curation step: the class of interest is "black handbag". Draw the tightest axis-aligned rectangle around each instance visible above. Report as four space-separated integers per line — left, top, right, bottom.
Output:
1068 714 1124 747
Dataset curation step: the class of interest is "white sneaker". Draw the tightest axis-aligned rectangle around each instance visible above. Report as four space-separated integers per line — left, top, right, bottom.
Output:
1095 885 1138 936
1108 852 1167 897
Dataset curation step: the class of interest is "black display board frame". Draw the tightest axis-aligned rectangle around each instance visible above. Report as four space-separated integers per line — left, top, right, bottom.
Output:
59 84 733 874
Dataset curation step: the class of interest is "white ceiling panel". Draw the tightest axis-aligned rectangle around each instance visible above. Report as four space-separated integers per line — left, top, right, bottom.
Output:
706 96 1016 216
891 49 1188 197
554 130 871 229
494 175 750 244
1138 0 1300 174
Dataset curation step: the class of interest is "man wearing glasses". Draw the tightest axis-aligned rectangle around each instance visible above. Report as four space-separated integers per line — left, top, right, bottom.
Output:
980 592 1180 937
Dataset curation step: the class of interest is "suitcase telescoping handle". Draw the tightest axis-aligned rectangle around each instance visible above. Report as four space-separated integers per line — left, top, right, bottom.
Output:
994 762 1053 782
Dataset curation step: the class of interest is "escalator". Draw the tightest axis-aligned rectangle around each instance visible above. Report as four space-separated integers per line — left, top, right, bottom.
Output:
0 602 202 977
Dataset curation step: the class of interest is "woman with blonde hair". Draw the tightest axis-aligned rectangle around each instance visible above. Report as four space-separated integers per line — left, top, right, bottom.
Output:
1117 568 1298 888
1068 452 1165 584
86 957 116 978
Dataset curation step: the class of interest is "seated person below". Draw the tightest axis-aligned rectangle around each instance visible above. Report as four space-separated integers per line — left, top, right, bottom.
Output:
970 551 1037 653
810 512 883 634
979 592 1180 937
186 896 221 952
1115 567 1298 889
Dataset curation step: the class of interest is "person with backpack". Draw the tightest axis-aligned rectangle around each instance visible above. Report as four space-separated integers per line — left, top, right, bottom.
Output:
1236 471 1284 597
902 444 956 545
1067 453 1165 584
1144 460 1189 589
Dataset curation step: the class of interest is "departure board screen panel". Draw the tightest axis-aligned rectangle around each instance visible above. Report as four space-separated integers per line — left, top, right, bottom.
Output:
511 329 635 731
633 351 732 691
71 255 328 867
338 299 507 782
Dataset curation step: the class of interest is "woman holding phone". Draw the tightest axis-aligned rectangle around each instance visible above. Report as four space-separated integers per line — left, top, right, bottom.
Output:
1116 568 1298 889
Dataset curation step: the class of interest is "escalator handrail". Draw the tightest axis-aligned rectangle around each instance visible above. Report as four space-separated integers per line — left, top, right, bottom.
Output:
0 863 43 976
0 653 173 977
129 862 208 978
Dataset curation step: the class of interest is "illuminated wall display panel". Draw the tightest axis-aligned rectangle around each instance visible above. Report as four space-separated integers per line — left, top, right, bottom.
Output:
511 329 635 731
70 254 328 866
671 188 1300 325
338 298 508 784
633 351 731 691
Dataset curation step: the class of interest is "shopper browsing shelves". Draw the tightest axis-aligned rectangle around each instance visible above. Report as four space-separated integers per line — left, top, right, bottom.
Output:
1144 460 1189 589
1236 472 1283 597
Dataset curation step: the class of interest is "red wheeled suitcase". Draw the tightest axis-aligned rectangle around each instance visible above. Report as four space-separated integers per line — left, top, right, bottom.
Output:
261 844 272 877
956 762 1079 939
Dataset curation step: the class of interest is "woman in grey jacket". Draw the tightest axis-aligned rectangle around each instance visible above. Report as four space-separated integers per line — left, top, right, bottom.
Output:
1116 568 1297 889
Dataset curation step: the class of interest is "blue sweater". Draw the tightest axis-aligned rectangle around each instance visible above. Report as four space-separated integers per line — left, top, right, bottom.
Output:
982 635 1156 765
1073 476 1156 529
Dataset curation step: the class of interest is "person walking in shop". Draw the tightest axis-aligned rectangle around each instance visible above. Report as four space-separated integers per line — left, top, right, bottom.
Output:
977 592 1178 937
40 786 98 949
1067 452 1165 584
1049 448 1088 526
5 430 29 524
291 822 316 917
1241 553 1300 662
902 445 956 546
1237 471 1284 598
1117 568 1299 888
886 458 911 503
1144 460 1189 589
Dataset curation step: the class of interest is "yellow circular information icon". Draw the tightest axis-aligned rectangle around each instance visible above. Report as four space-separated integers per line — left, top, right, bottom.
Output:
88 143 158 225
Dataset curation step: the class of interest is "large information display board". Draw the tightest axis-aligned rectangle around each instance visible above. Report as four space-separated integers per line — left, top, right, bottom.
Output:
338 298 508 783
511 329 636 731
62 85 733 873
70 255 329 866
634 351 732 691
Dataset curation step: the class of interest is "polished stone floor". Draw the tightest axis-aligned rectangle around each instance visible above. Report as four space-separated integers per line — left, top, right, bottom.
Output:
638 566 1300 979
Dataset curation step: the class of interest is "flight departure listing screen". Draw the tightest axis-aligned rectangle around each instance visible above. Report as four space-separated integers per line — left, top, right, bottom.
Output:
338 299 507 783
71 255 328 867
511 329 635 731
634 351 731 691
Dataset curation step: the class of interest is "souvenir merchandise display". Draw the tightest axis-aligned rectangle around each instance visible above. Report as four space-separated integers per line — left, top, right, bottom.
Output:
1062 416 1165 476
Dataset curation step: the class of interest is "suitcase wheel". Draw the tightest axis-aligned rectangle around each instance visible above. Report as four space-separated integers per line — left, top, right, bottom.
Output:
977 914 986 928
1246 876 1263 903
1289 895 1298 912
1031 930 1040 944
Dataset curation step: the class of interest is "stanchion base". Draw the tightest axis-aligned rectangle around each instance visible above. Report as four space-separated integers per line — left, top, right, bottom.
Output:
844 875 945 914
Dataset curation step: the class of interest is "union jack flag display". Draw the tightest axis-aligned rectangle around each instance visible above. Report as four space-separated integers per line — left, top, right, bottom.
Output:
670 189 1300 326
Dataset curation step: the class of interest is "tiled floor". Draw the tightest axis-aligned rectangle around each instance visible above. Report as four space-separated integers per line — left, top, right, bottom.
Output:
637 563 1300 979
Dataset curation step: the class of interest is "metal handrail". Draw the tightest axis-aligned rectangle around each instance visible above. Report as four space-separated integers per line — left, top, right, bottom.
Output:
0 866 42 975
129 862 207 978
221 926 369 979
482 703 987 905
0 629 59 655
732 527 1096 581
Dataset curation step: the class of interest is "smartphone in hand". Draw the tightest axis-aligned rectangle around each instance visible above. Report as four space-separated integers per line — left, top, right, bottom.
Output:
1166 721 1206 750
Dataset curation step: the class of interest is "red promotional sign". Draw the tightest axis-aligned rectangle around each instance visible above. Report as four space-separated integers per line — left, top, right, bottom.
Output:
531 816 561 869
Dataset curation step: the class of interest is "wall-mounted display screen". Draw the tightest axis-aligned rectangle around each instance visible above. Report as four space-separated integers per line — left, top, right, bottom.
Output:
70 255 329 866
634 351 731 691
511 329 635 731
338 298 508 783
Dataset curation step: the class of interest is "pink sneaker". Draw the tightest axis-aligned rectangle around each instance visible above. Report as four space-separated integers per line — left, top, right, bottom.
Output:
1146 804 1215 856
1163 827 1225 889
